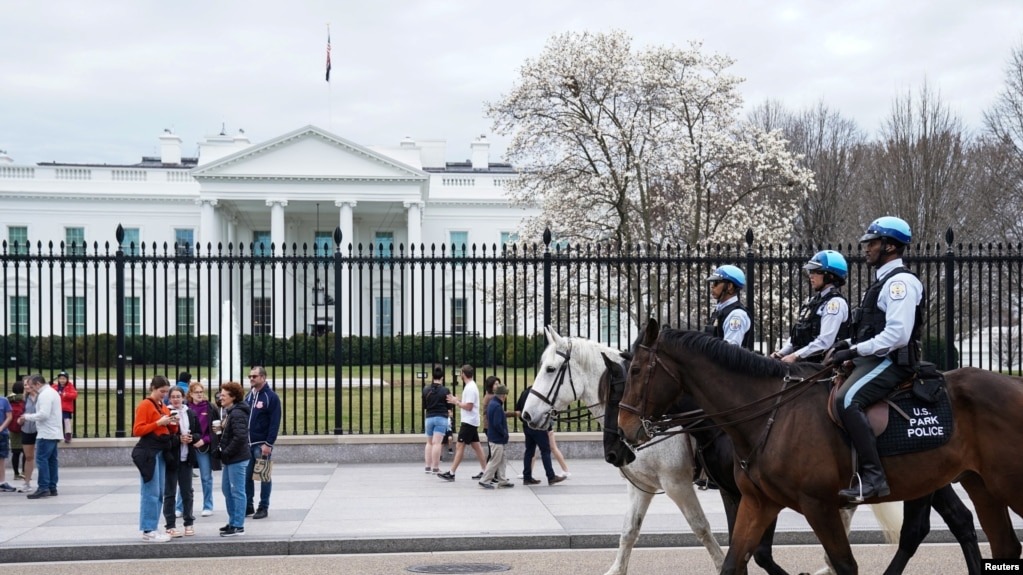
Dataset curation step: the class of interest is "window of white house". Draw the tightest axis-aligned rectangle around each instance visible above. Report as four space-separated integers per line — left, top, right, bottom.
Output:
252 231 272 257
8 226 28 255
174 228 194 256
66 296 86 336
499 231 518 250
374 231 394 258
599 306 620 346
9 296 29 335
452 297 466 333
176 297 194 335
375 296 393 336
252 297 272 335
450 231 468 258
125 297 141 336
65 227 86 256
122 227 140 256
314 231 332 257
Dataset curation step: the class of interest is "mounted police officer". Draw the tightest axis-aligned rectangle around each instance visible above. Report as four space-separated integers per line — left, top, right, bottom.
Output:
704 265 752 348
771 250 850 363
825 216 923 505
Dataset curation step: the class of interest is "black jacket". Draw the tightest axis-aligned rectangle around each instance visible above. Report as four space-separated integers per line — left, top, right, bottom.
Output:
218 401 251 465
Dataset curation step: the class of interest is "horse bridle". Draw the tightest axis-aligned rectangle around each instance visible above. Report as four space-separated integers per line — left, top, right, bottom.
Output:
618 339 680 439
529 339 602 425
620 338 831 466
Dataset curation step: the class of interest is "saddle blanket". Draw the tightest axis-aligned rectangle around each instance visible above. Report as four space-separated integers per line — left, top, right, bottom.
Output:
876 385 954 457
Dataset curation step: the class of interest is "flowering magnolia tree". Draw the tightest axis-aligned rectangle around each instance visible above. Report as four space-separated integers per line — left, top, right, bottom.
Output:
486 30 815 329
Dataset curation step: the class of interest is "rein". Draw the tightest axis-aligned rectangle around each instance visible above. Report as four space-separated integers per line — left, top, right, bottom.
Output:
625 341 833 470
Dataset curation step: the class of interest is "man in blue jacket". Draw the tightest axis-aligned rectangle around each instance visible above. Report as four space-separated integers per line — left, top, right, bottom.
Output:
245 366 281 519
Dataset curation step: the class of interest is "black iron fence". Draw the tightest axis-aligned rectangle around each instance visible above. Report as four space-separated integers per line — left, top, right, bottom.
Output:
1 226 1020 438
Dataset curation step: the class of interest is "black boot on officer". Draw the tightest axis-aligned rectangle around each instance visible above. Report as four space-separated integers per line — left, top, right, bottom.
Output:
838 403 890 504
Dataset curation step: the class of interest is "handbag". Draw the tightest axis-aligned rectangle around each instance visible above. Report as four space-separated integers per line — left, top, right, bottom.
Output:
253 456 273 482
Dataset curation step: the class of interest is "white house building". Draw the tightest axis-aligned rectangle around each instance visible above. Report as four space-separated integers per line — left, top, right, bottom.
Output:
0 125 540 339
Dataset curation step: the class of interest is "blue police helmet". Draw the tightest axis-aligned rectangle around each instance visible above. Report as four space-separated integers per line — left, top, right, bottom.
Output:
802 250 848 280
705 265 746 289
859 216 912 245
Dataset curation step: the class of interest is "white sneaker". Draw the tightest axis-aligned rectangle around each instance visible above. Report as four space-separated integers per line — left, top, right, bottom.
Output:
142 531 170 543
175 510 182 518
201 509 213 517
516 473 524 479
562 472 571 478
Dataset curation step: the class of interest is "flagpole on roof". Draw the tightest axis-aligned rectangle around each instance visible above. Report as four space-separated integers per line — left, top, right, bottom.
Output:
326 23 332 131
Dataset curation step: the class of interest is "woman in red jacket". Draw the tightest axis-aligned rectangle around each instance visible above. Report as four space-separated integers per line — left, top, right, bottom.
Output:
52 371 77 443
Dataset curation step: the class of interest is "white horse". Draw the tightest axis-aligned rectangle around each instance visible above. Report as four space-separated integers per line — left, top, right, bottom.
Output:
521 326 901 575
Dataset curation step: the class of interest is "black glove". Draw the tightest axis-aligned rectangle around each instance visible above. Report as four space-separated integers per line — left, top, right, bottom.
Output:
830 340 851 352
824 348 857 367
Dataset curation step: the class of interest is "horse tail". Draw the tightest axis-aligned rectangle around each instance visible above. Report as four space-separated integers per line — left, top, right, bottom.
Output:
869 501 903 544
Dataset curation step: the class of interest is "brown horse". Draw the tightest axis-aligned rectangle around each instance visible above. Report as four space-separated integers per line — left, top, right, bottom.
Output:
618 319 1023 575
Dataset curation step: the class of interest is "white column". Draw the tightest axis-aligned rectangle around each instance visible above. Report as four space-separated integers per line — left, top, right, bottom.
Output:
335 200 357 336
196 198 220 252
404 201 424 334
267 200 288 251
267 200 288 338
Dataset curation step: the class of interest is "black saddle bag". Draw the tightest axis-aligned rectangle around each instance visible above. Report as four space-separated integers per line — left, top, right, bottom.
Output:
913 362 945 404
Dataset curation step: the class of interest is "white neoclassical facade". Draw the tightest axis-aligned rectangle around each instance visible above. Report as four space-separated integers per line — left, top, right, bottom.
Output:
0 125 539 338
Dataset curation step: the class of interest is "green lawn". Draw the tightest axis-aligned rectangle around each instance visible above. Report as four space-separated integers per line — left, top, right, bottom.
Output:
30 365 600 438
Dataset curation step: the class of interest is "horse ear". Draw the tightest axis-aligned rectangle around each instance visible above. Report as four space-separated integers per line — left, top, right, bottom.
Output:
600 352 616 370
545 325 562 345
642 318 659 346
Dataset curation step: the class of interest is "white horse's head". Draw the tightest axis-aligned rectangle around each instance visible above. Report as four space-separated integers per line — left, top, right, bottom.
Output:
522 325 618 430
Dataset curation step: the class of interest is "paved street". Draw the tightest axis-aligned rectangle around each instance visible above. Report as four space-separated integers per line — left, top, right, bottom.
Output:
1 458 1019 571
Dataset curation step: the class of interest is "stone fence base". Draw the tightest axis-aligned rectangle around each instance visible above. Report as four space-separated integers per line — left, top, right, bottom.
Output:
56 432 607 467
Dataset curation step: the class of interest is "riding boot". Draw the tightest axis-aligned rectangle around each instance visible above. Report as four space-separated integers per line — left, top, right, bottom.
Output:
838 403 890 504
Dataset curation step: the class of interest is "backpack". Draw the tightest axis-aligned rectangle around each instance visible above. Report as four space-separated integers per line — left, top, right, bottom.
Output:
8 398 24 433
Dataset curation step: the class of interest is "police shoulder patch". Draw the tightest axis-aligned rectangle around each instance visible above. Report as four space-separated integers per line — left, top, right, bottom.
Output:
824 299 841 315
889 281 907 300
727 317 743 331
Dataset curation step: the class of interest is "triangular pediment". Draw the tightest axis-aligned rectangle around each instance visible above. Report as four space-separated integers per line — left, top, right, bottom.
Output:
191 125 428 182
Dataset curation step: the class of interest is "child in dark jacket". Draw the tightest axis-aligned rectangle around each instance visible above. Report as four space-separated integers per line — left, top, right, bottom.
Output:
478 385 513 489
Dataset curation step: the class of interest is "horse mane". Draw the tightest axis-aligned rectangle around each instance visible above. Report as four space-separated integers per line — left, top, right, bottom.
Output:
659 329 789 379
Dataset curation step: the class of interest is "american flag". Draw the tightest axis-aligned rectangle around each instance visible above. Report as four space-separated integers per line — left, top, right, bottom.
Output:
325 32 332 82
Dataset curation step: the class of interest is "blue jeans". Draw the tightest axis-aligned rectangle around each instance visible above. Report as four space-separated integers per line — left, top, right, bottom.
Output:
246 444 272 510
179 451 214 513
35 438 59 491
522 425 555 480
139 453 166 532
195 450 214 511
221 460 247 528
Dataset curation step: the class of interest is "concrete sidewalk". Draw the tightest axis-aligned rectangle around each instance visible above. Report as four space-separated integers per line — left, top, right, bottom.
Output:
0 458 1017 564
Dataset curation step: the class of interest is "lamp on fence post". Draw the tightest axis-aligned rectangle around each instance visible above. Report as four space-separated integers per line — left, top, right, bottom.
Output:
332 226 344 435
114 224 127 438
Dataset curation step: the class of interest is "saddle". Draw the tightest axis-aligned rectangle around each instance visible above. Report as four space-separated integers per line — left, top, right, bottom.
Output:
827 362 946 436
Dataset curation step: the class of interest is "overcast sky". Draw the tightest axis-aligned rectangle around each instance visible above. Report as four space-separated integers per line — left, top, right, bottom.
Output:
1 1 1021 166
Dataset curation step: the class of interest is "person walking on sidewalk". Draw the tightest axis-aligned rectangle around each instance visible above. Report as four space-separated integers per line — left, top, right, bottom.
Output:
437 365 487 481
513 384 565 486
19 375 61 500
422 366 451 474
245 366 280 520
478 385 513 489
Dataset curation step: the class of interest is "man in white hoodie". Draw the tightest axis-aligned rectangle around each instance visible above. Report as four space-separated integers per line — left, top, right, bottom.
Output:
19 374 62 499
